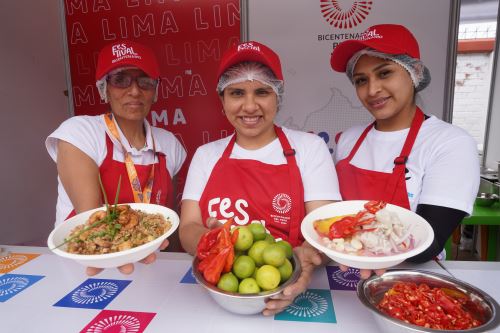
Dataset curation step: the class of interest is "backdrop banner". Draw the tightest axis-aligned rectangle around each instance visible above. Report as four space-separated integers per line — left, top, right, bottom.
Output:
63 0 240 201
246 0 456 156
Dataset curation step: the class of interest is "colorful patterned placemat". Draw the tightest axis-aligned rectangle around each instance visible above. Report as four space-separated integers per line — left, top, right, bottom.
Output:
0 253 41 273
325 266 360 291
274 289 337 323
180 267 197 284
0 273 44 302
80 310 156 333
54 278 132 309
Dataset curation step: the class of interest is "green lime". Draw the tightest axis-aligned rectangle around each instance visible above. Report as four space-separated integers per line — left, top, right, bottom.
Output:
255 265 281 291
248 240 269 266
248 223 267 241
264 233 275 244
232 255 256 279
276 240 293 259
238 277 261 294
262 243 286 267
217 272 239 292
233 226 254 251
277 258 293 283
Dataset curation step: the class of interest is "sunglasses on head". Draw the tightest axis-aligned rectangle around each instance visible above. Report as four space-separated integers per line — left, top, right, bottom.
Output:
106 72 158 90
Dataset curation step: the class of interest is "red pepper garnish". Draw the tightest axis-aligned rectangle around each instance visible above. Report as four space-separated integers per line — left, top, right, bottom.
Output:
196 219 237 285
364 200 387 214
378 282 482 330
223 228 238 273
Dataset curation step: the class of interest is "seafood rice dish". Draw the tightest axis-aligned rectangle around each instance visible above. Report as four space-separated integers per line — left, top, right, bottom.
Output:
65 205 171 255
314 201 414 256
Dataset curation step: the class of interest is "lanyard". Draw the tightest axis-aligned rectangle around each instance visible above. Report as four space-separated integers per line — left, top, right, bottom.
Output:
103 113 155 203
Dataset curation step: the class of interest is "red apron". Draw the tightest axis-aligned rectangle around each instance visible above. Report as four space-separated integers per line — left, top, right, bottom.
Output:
66 134 172 219
199 126 305 247
335 108 424 210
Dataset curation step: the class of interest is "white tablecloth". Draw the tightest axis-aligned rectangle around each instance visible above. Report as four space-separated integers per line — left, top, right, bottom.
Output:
0 245 498 333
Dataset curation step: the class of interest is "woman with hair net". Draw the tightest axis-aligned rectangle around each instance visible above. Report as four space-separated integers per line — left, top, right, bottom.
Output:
330 24 479 271
180 41 342 315
46 40 186 275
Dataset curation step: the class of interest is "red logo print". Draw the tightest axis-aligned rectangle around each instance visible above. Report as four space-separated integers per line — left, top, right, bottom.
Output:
272 193 292 214
320 0 373 29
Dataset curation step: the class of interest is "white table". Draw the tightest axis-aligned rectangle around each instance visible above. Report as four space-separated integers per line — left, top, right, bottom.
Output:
0 245 499 333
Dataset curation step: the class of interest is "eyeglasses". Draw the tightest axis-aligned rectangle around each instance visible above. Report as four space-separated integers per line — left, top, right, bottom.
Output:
107 73 158 90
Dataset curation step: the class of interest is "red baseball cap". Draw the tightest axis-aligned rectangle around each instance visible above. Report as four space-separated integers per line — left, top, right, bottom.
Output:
95 40 160 80
330 24 420 72
217 41 283 81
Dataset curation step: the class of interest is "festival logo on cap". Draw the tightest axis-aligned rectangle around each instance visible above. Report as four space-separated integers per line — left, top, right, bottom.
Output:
358 28 383 41
237 42 261 53
111 43 141 64
320 0 373 29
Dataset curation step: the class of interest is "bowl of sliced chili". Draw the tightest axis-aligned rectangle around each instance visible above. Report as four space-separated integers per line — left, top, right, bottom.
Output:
357 270 499 332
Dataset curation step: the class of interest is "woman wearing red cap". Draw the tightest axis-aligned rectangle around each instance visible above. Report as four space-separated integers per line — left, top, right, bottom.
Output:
46 40 186 275
330 24 479 269
180 41 342 315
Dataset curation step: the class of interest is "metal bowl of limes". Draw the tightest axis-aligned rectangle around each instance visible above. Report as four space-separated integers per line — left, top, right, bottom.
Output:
192 252 301 315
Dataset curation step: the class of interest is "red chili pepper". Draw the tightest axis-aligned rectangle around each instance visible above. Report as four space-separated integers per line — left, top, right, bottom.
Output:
202 247 230 284
230 227 239 245
197 252 217 272
196 219 237 284
197 228 222 260
224 228 238 272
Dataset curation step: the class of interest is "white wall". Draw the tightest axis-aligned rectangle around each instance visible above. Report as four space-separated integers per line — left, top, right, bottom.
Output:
0 1 69 245
452 52 494 150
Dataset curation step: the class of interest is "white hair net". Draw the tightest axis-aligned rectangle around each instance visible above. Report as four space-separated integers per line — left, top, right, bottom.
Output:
346 49 431 92
217 61 284 109
95 66 159 103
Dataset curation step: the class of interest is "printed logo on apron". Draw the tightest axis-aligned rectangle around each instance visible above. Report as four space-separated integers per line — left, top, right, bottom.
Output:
271 193 292 225
207 197 250 225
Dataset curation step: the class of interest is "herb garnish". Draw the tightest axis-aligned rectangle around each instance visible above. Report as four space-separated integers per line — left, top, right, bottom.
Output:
52 175 122 250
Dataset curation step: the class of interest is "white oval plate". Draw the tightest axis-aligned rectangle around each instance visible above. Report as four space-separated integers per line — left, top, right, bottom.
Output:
301 201 434 270
47 203 179 268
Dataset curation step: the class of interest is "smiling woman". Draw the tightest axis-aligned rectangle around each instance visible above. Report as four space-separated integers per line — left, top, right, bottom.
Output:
219 67 279 149
179 40 342 316
330 24 480 264
45 40 186 276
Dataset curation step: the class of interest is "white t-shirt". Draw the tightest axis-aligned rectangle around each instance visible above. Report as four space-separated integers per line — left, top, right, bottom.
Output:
46 115 187 226
334 116 479 214
183 127 342 203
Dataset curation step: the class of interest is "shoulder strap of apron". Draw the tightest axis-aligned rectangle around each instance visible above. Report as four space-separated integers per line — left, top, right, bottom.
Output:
385 108 425 202
345 123 375 162
221 134 237 159
275 126 305 247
